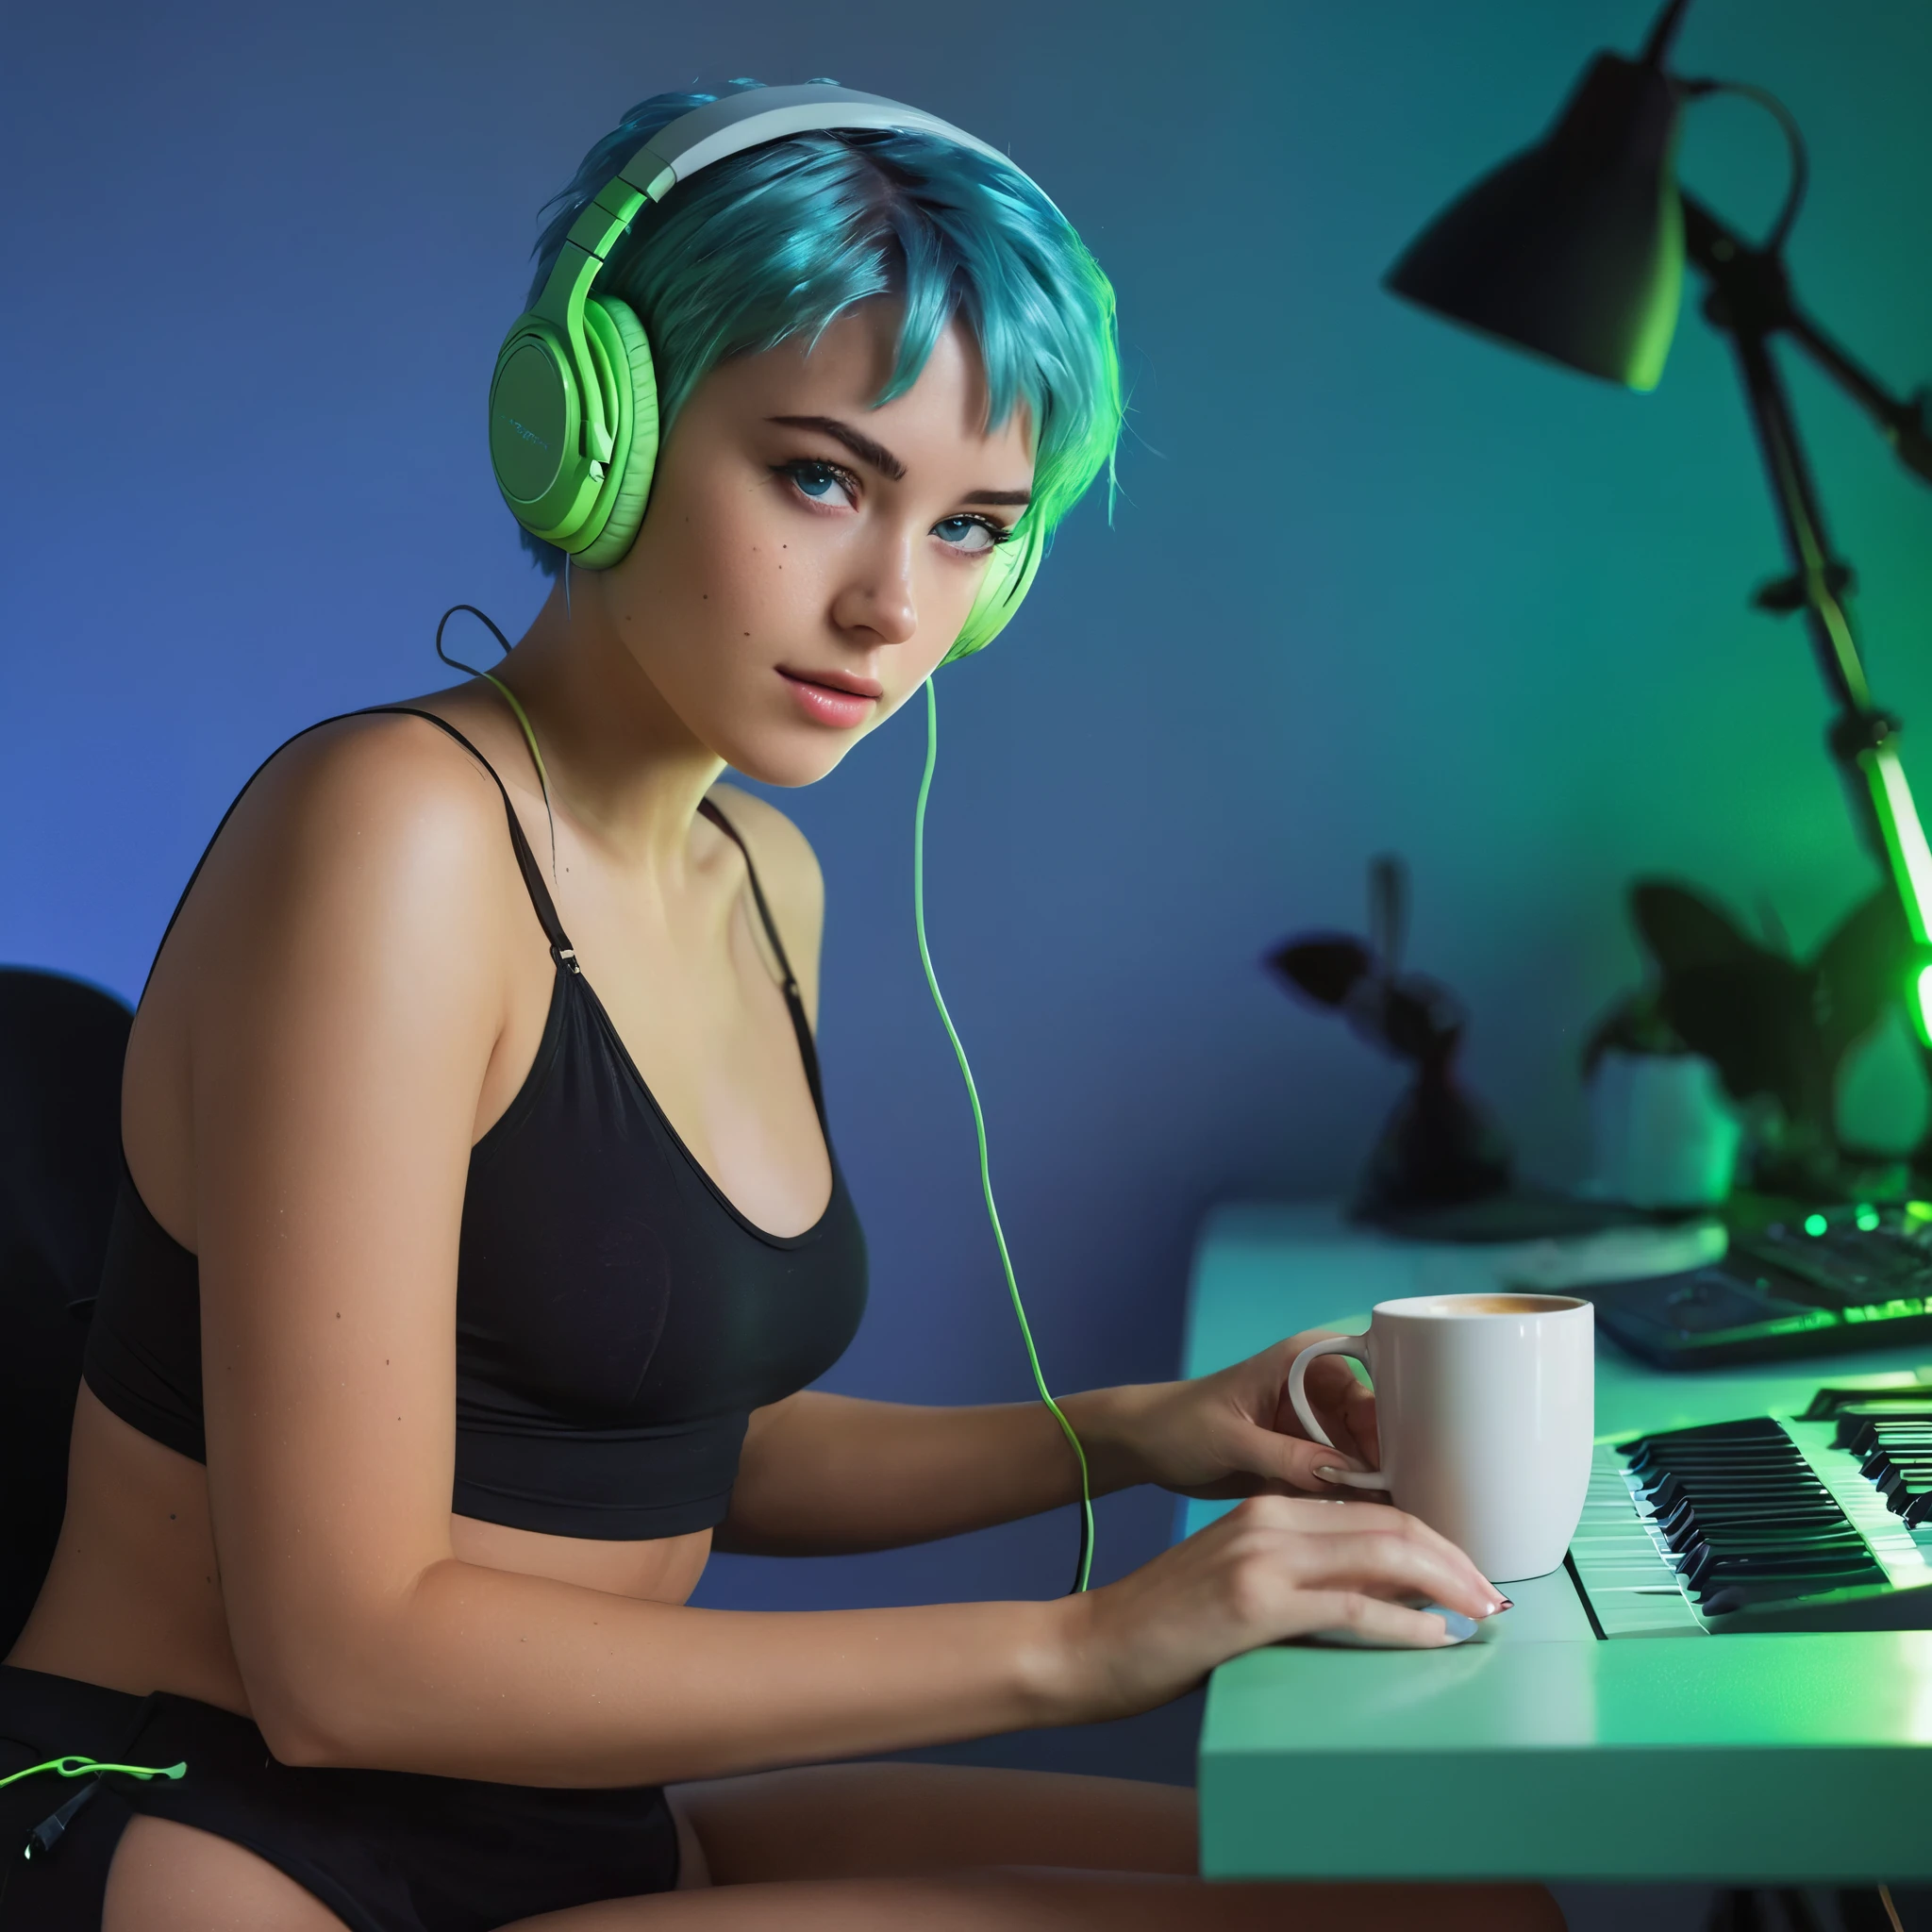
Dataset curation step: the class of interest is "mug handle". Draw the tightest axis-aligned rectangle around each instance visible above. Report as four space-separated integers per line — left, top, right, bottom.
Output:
1287 1333 1388 1491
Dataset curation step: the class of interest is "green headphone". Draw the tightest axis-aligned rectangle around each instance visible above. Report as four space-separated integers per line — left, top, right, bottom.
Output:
489 84 1045 661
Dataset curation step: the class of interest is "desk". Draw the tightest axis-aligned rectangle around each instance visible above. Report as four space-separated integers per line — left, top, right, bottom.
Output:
1179 1203 1932 1883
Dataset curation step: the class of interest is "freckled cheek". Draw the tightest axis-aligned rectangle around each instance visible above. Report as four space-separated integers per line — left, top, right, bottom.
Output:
691 494 820 628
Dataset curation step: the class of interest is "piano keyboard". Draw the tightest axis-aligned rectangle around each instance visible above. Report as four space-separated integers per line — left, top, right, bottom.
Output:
1568 1395 1932 1636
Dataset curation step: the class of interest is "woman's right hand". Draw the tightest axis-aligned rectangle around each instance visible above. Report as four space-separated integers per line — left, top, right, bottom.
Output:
1054 1494 1506 1722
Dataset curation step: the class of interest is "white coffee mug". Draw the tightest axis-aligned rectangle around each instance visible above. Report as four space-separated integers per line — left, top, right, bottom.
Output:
1287 1292 1594 1582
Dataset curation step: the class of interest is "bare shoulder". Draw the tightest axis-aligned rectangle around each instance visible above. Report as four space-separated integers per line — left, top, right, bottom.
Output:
171 710 515 942
232 708 508 853
138 709 531 1094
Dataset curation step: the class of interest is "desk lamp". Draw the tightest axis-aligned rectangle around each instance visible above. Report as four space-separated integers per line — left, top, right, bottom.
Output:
1384 0 1932 1042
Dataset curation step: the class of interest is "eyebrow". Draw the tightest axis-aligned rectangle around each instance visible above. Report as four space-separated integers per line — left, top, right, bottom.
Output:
768 415 1032 508
769 415 905 480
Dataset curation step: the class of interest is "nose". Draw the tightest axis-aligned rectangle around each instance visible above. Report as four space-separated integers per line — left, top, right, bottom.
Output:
829 530 918 648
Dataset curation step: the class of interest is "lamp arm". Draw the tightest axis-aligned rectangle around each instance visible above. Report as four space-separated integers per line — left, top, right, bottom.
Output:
1679 187 1932 1029
1784 309 1932 489
1680 192 1932 489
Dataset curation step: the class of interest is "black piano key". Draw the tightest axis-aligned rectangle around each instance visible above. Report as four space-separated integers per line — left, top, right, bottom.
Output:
1872 1474 1929 1504
1682 1557 1871 1589
1647 1491 1842 1528
1869 1459 1932 1482
1686 1561 1880 1601
1617 1411 1926 1626
1685 1512 1865 1540
1684 1537 1871 1570
1648 1459 1821 1477
1833 1418 1932 1452
1646 1483 1835 1516
1658 1495 1837 1524
1661 1483 1839 1499
1638 1467 1823 1495
1627 1441 1790 1474
1873 1470 1932 1510
1641 1463 1808 1477
1685 1550 1883 1594
1699 1577 1879 1617
1625 1422 1790 1451
1674 1518 1848 1547
1686 1502 1863 1537
1690 1562 1883 1598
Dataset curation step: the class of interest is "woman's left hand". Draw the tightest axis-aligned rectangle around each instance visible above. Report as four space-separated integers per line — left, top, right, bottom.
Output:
1089 1334 1381 1500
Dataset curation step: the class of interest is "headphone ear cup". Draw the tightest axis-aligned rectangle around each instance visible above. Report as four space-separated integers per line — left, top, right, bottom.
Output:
569 298 660 572
943 519 1043 664
491 313 600 544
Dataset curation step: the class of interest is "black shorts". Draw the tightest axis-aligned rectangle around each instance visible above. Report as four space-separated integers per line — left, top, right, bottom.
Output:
0 1664 681 1931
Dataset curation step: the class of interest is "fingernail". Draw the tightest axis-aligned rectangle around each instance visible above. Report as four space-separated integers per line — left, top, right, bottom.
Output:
1494 1596 1514 1612
1437 1610 1478 1641
1314 1465 1349 1481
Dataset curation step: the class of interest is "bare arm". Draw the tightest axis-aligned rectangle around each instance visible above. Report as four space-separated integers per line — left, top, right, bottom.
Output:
723 1351 1383 1557
719 1390 1140 1555
185 721 1500 1790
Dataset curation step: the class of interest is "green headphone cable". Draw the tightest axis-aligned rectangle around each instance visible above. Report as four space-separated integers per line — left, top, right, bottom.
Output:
435 604 559 881
915 677 1094 1595
421 613 1090 1587
5 1756 186 1875
0 1757 185 1795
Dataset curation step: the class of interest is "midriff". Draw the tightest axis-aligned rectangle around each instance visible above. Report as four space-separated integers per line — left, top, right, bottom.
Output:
6 1385 711 1714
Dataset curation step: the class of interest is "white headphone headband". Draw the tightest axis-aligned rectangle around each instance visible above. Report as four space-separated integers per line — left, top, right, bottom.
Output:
616 83 1055 216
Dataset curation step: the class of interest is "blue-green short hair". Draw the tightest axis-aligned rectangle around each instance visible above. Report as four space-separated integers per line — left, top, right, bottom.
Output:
517 83 1121 579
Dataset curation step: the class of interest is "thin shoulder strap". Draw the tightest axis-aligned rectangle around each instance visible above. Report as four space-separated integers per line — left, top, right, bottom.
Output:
144 708 580 998
363 708 580 972
697 797 801 997
697 796 826 1118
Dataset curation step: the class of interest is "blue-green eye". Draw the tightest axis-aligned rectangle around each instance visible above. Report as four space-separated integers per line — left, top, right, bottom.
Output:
776 459 858 508
934 514 1006 555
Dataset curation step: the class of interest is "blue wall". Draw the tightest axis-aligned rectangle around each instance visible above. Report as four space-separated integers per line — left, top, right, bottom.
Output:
5 1 1930 1782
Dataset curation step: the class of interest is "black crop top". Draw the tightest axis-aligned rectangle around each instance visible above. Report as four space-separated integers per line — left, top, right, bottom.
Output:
84 708 868 1540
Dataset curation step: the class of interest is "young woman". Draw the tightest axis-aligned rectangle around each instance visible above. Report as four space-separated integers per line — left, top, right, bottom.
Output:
2 85 1553 1932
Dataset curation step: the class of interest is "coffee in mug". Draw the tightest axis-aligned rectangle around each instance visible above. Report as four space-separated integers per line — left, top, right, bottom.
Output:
1287 1292 1593 1582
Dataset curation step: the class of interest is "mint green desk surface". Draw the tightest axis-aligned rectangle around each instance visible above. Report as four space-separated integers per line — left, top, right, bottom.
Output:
1180 1203 1932 1883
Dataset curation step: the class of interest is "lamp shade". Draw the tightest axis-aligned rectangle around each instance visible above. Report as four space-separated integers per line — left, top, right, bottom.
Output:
1385 50 1687 391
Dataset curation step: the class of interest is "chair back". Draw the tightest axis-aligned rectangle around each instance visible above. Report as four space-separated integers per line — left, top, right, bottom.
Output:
0 969 131 1651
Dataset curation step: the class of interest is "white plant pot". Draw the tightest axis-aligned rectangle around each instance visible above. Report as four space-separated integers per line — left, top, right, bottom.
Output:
1589 1049 1742 1209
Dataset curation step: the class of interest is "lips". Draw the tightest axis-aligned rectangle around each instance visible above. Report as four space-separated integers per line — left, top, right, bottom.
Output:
778 668 880 729
781 667 884 700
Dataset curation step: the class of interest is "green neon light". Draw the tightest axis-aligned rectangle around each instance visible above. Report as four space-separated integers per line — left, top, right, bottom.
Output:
1856 1205 1882 1232
1805 1212 1829 1237
1860 747 1932 1046
1871 748 1932 940
1845 1296 1926 1324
